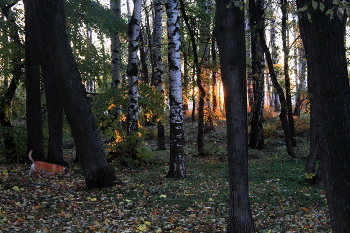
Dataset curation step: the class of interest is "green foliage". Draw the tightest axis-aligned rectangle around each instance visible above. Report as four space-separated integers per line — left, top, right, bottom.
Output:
91 84 166 167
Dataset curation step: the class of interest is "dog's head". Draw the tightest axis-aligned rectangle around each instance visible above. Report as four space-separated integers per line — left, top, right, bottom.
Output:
63 167 70 177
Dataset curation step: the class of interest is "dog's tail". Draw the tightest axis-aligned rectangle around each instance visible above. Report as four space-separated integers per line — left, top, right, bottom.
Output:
28 150 35 163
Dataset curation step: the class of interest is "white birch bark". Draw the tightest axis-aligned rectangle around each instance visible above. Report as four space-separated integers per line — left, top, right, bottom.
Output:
166 0 186 178
110 0 121 88
155 0 163 93
127 0 142 135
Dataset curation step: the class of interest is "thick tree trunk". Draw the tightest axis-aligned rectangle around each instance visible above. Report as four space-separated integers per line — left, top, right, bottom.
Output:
154 0 165 150
42 67 65 166
281 0 296 146
249 0 265 149
127 0 142 135
166 0 186 178
32 0 117 189
297 0 350 231
215 1 255 232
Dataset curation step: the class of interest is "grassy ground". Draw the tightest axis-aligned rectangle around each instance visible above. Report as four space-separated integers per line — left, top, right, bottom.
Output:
0 115 331 232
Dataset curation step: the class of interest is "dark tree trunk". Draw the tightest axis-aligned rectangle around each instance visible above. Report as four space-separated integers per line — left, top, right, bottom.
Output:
215 1 255 232
24 0 45 162
304 52 327 185
281 0 296 146
32 0 117 189
139 29 149 84
0 2 23 162
191 81 196 122
212 37 217 110
179 0 205 156
297 0 350 231
42 68 65 166
257 18 295 158
249 0 265 149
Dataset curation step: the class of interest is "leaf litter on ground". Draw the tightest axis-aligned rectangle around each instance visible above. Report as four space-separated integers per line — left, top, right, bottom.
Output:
0 121 331 232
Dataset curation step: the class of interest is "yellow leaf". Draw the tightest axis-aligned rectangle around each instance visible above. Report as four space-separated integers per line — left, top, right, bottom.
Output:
12 186 20 192
145 221 151 226
159 194 166 198
125 199 132 203
138 224 147 231
155 228 162 233
90 198 97 201
209 198 213 201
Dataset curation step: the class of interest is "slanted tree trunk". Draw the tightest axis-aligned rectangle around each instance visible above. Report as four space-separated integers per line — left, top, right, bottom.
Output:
281 0 296 146
154 0 165 150
249 0 265 149
297 1 350 230
166 0 186 178
179 0 205 156
1 2 25 162
257 14 295 158
215 1 255 232
127 0 142 135
32 0 117 189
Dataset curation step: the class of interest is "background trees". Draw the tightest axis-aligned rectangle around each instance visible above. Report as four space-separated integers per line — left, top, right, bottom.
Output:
1 0 350 231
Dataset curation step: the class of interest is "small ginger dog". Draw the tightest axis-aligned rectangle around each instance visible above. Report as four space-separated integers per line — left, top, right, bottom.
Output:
28 150 70 177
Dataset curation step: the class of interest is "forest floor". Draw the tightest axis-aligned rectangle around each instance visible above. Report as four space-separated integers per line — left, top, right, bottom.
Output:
0 114 331 232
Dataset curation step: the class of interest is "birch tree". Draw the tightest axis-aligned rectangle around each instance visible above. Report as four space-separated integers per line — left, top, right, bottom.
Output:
166 0 186 178
154 0 166 150
127 0 142 135
111 0 121 88
249 0 265 149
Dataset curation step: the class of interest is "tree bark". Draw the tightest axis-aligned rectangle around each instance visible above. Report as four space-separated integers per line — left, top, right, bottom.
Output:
154 0 165 150
127 0 142 135
0 2 23 162
179 0 205 156
297 0 350 231
281 0 296 146
139 29 149 84
215 1 255 232
249 0 265 149
32 0 117 189
110 0 121 88
257 13 295 157
166 0 186 178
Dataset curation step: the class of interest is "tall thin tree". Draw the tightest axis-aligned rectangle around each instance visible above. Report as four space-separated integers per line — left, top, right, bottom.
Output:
154 0 166 150
127 0 142 135
166 0 186 178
